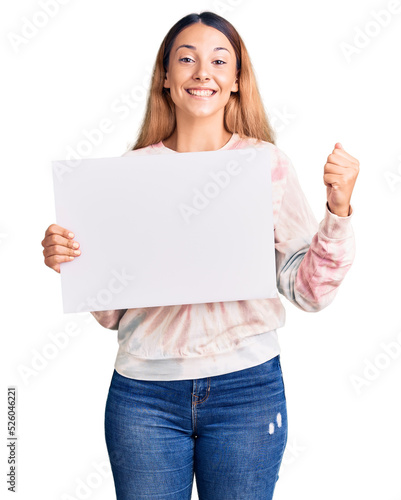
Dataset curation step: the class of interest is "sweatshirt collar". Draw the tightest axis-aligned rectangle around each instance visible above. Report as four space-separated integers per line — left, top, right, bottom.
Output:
154 132 241 153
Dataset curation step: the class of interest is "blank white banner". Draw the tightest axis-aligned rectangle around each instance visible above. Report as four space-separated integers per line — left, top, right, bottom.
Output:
52 146 277 313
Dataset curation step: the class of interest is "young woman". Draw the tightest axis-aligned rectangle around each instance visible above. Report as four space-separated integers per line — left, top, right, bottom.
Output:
41 11 359 500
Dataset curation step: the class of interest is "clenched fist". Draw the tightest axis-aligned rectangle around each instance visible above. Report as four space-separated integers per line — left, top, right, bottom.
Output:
324 143 360 217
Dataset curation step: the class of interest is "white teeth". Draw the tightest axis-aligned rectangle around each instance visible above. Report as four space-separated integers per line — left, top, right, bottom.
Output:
187 89 215 96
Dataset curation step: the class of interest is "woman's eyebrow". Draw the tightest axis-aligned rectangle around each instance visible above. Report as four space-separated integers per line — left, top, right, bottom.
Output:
175 44 230 54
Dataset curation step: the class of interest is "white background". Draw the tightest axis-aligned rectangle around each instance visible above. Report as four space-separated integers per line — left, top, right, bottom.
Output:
2 0 401 498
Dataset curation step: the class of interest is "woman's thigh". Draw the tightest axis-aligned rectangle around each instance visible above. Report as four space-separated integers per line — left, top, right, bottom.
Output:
194 355 288 500
104 370 195 499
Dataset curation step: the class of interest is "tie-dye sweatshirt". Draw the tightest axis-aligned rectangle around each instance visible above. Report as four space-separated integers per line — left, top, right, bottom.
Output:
91 132 355 381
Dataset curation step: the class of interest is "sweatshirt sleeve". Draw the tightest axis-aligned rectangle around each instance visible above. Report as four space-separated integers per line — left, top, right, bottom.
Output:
90 309 128 330
274 149 356 312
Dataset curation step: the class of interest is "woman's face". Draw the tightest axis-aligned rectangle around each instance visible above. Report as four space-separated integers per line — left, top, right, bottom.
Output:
163 23 239 120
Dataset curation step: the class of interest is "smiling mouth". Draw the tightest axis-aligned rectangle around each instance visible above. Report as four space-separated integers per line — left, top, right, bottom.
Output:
186 89 217 97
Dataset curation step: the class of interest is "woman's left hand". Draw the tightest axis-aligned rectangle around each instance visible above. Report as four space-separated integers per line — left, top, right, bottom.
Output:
324 143 360 217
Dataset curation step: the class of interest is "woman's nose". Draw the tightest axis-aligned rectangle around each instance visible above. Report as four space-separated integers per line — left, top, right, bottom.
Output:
193 63 210 82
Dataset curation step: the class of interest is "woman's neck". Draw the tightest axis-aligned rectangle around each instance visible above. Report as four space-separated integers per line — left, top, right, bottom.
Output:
163 119 233 152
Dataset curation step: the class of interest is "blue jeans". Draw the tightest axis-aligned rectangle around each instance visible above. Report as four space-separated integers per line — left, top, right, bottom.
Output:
104 354 288 499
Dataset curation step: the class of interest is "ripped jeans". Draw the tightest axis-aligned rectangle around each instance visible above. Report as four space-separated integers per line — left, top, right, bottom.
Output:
104 354 288 499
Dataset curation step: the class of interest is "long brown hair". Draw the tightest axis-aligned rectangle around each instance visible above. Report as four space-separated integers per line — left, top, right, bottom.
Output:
127 11 276 151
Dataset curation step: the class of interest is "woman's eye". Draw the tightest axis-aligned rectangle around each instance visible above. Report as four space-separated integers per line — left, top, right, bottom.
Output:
179 58 226 65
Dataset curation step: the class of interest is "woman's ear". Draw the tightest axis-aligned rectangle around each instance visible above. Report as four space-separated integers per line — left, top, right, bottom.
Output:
163 71 170 89
231 73 239 93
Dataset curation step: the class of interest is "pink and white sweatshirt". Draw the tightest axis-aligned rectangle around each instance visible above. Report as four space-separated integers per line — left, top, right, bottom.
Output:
91 132 356 381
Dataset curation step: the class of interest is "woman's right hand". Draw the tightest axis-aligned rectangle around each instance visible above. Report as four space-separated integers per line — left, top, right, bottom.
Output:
41 224 81 273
